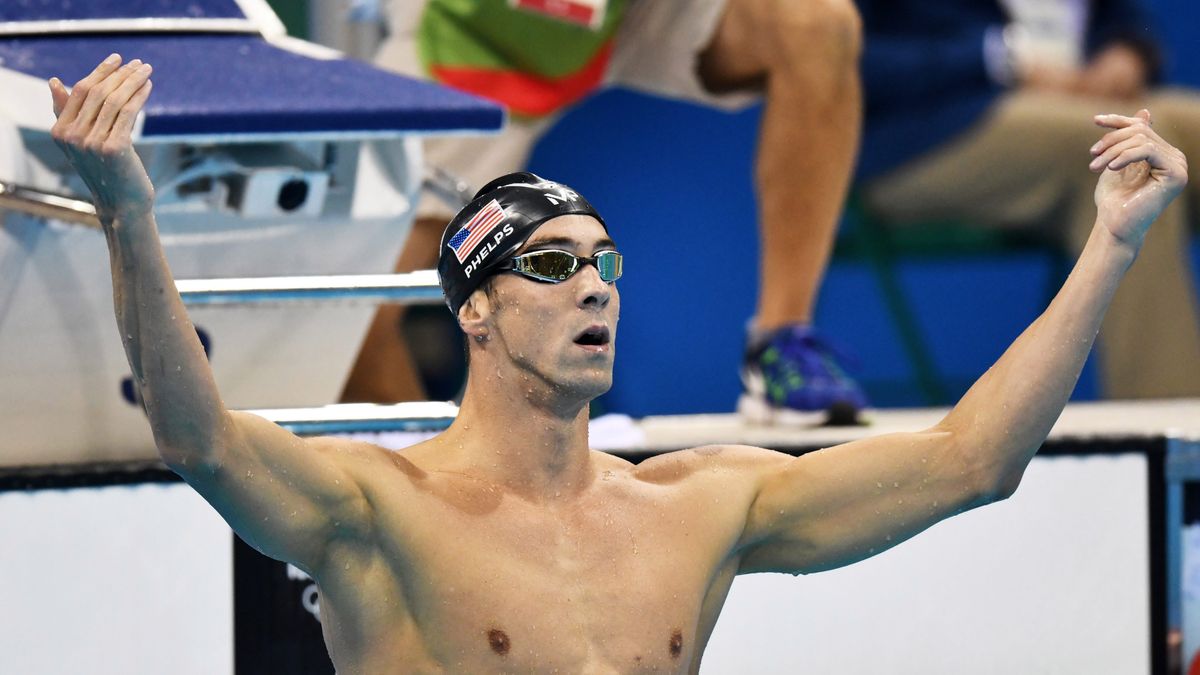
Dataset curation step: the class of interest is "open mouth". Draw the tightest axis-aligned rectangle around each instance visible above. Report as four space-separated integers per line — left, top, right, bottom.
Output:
574 325 611 350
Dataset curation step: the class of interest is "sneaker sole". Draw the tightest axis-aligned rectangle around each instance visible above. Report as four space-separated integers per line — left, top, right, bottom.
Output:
737 394 835 427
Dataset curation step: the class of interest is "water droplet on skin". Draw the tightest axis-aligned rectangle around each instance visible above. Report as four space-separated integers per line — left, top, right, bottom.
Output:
344 563 350 570
892 482 899 488
875 482 882 489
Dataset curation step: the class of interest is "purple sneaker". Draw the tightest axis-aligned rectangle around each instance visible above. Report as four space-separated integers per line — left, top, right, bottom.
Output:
738 325 869 425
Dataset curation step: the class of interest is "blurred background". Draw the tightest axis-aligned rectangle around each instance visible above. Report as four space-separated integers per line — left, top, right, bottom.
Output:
1 4 1196 673
278 0 1200 417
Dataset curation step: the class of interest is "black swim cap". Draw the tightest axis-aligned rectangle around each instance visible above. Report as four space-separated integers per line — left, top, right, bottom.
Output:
437 172 607 316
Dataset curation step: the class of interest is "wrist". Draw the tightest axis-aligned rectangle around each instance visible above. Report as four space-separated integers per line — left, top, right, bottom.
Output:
105 203 157 239
1090 218 1142 267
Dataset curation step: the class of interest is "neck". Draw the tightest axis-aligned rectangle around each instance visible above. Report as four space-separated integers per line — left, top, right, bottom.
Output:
445 371 595 499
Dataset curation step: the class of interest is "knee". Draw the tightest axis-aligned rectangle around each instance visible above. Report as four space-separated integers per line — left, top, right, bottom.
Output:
759 0 862 67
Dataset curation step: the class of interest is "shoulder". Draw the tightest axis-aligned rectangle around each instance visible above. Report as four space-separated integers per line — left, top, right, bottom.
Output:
300 434 440 493
303 434 403 466
629 444 793 487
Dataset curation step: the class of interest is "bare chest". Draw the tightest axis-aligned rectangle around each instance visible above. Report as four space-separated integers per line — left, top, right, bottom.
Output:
364 484 733 671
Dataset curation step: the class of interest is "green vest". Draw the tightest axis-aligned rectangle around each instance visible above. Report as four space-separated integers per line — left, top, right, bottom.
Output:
419 0 630 118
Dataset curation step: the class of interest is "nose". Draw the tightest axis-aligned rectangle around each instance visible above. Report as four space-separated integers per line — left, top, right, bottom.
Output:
575 263 611 310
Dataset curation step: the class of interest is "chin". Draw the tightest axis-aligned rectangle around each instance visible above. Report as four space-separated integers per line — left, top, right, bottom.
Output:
555 368 613 402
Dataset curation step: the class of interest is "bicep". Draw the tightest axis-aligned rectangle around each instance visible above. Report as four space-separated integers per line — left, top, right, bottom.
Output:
737 429 993 574
173 411 373 572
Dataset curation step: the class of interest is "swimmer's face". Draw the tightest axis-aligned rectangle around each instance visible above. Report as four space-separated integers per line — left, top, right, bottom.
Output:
470 214 619 400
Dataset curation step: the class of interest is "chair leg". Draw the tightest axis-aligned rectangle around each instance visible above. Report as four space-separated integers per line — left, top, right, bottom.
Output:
859 219 952 406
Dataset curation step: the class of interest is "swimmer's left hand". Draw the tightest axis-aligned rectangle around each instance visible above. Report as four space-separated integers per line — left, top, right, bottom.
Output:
1089 109 1188 248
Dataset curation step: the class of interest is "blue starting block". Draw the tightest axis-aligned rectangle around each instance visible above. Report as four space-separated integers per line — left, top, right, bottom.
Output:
0 1 501 141
0 0 502 468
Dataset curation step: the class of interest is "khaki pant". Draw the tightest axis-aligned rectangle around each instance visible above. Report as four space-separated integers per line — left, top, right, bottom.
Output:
863 89 1200 399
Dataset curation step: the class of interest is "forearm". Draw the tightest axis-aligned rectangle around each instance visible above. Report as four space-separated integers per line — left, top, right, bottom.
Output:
938 225 1136 493
48 58 233 465
107 207 230 462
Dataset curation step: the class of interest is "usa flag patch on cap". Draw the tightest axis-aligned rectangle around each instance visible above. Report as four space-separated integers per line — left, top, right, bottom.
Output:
447 199 508 263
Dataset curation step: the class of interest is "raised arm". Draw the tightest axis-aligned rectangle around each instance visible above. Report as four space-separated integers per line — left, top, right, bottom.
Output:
734 110 1187 574
50 56 374 574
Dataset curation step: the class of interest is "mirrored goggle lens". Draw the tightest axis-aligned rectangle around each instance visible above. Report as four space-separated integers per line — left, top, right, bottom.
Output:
518 251 580 281
594 250 623 282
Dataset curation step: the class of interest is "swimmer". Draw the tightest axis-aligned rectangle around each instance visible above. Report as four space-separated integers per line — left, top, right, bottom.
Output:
50 55 1186 672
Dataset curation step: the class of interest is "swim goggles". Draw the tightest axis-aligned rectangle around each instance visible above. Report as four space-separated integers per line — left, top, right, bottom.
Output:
506 249 623 283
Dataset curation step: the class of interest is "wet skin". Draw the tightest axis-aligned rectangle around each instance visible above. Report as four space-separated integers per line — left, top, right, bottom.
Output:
54 55 1190 675
306 218 787 673
310 439 778 673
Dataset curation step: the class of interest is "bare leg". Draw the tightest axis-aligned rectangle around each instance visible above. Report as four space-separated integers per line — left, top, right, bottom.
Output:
340 216 445 402
698 0 863 331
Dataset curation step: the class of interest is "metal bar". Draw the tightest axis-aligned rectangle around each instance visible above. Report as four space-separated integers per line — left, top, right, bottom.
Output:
0 18 262 36
0 181 100 229
247 401 458 435
1166 436 1200 668
176 270 444 306
1165 437 1200 481
423 166 474 211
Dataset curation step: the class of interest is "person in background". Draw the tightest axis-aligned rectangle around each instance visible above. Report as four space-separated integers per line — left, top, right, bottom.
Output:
855 0 1200 399
343 0 869 425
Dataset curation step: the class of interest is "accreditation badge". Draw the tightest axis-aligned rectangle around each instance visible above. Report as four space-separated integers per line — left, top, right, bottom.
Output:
509 0 608 30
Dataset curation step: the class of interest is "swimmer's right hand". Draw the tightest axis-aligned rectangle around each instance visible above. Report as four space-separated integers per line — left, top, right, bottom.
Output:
49 53 156 226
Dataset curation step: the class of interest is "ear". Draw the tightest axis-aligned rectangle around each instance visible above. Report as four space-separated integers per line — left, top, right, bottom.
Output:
457 287 493 341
